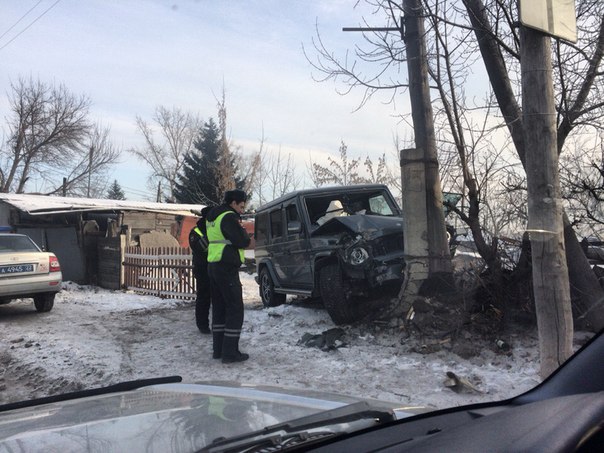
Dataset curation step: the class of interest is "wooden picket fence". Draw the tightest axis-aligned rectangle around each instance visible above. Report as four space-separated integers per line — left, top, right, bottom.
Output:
123 246 196 300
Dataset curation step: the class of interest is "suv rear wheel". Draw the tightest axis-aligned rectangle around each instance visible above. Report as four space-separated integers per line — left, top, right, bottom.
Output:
259 268 286 307
319 263 358 325
33 292 55 312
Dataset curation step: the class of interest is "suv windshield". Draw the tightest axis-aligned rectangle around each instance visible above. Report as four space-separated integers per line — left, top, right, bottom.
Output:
304 189 399 225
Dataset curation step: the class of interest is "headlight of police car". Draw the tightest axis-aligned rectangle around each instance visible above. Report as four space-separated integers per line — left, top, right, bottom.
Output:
348 247 369 265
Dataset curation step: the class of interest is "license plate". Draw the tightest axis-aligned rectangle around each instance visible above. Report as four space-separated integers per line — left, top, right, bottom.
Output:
0 264 34 274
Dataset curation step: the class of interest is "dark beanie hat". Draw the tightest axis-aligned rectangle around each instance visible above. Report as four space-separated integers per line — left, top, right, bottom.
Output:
224 189 247 204
200 206 212 218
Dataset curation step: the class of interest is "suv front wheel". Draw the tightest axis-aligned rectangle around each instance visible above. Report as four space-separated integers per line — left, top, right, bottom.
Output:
319 263 358 325
259 268 286 307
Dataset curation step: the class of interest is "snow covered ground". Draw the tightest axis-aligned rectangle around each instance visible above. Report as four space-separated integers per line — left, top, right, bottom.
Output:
0 272 592 410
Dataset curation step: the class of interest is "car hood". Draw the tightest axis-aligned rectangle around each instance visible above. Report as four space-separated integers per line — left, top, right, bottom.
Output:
0 380 421 452
311 214 404 239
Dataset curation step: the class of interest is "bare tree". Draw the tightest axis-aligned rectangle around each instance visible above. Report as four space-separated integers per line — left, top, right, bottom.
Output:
0 77 120 196
560 132 604 236
53 124 121 198
429 0 602 373
130 106 201 202
362 153 396 185
306 153 323 188
215 88 261 202
461 0 604 337
308 140 398 192
254 138 302 206
310 141 364 185
1 77 91 193
238 150 262 203
216 91 236 195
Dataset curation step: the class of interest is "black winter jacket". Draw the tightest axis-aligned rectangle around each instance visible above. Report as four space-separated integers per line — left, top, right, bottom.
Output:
189 217 208 270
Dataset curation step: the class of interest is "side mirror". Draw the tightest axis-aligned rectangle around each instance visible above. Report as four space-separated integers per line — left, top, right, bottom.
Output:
287 221 302 234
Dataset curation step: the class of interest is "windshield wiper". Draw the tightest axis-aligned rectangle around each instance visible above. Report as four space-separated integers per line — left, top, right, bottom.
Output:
0 375 183 412
200 401 395 453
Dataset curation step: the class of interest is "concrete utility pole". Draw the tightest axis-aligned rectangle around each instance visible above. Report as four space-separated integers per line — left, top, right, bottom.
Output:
520 26 572 378
400 0 453 295
343 0 454 298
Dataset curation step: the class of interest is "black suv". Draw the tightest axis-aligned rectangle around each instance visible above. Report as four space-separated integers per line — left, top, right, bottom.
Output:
254 184 405 324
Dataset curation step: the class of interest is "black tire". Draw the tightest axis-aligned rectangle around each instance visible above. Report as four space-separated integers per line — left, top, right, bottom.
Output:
33 292 55 312
319 263 357 325
259 268 286 307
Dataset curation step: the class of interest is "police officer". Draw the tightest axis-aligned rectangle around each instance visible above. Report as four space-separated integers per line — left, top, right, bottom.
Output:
206 189 251 363
189 206 212 334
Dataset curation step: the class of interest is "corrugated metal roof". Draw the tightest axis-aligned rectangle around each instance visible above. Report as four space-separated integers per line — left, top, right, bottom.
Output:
0 193 203 216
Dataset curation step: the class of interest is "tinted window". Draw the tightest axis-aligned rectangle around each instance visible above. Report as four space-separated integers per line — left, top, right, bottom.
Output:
305 196 336 224
270 209 283 239
285 204 299 223
0 235 40 253
255 212 268 245
368 194 394 215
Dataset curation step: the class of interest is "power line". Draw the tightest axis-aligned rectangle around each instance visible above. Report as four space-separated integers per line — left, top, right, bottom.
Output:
0 0 62 51
0 0 43 41
120 184 152 197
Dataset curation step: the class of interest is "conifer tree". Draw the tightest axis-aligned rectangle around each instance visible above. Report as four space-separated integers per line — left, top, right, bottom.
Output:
174 119 223 205
106 179 126 200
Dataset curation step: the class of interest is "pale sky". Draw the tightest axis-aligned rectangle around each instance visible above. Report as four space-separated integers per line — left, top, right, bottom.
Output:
1 0 413 201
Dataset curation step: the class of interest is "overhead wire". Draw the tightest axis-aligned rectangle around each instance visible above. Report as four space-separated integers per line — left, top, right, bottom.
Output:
0 0 62 51
1 1 154 203
0 0 43 41
120 184 154 198
3 1 175 204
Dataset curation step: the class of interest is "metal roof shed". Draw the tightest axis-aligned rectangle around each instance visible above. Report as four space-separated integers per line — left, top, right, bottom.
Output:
0 194 203 286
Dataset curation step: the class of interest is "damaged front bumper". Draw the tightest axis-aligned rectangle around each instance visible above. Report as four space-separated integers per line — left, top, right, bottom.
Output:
340 250 405 290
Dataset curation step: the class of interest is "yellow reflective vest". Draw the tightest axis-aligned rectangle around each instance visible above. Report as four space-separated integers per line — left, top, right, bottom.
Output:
206 211 245 264
191 227 209 250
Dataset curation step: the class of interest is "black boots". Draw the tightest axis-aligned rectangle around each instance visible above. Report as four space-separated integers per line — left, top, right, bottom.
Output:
212 333 249 362
212 331 223 359
195 296 211 334
198 325 211 334
221 335 249 363
222 351 249 363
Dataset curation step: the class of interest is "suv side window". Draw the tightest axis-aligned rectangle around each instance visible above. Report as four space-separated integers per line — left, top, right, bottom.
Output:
304 196 333 225
255 211 269 245
368 194 394 215
285 204 298 223
285 203 302 237
270 209 284 240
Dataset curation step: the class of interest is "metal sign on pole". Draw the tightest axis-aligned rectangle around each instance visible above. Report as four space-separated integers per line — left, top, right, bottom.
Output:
519 0 577 43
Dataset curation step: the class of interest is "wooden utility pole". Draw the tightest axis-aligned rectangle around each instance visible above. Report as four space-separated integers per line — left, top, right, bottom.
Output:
400 0 453 295
520 26 572 378
87 145 94 198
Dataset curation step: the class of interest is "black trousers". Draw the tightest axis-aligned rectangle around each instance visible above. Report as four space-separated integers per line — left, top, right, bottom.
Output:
193 259 211 330
208 262 244 356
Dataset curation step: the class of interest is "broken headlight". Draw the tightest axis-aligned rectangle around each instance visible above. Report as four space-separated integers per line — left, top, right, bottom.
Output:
347 246 369 265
